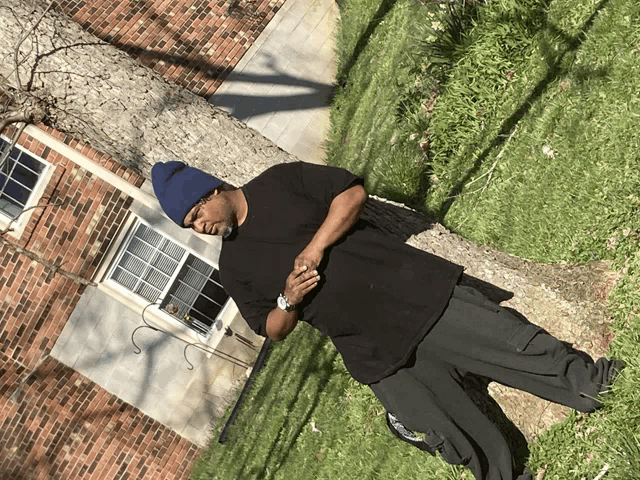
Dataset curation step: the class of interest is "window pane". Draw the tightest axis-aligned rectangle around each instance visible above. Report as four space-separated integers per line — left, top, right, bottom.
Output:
0 197 22 218
2 178 30 207
16 153 46 176
183 267 208 291
0 139 47 220
109 222 184 305
118 252 147 277
111 266 137 291
135 282 161 303
136 223 163 248
160 240 185 261
12 162 40 190
173 282 199 305
209 268 221 285
161 254 228 334
0 194 22 218
127 237 155 262
150 250 179 276
190 302 222 326
143 267 170 291
8 146 20 161
190 256 214 276
203 279 228 306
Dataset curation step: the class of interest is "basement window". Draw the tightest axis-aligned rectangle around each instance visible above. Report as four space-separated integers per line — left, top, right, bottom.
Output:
106 219 230 336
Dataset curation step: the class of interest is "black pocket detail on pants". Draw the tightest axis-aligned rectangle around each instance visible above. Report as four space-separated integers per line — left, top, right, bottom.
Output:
424 430 467 465
507 323 542 352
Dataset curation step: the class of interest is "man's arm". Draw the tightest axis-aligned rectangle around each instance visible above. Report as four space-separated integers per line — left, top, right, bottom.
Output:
266 265 320 341
265 183 368 341
294 183 368 271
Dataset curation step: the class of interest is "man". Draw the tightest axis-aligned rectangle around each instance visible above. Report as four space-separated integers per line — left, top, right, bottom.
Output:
151 160 622 480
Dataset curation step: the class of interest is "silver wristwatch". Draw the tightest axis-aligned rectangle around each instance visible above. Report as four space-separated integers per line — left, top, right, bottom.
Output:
277 293 296 312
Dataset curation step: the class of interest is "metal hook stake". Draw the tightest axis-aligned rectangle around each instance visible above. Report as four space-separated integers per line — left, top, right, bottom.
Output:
132 302 253 371
131 302 160 354
183 342 252 370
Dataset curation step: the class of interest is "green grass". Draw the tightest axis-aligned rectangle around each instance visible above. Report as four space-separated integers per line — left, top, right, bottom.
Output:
422 0 640 264
328 0 447 206
190 325 468 480
192 0 640 478
329 0 640 265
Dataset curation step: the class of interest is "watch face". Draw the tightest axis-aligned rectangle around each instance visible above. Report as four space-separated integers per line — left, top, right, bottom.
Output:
277 295 287 310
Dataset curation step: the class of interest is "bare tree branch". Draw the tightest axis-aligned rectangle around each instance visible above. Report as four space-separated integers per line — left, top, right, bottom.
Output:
0 74 14 97
0 88 46 137
0 235 96 285
11 0 55 90
0 5 24 31
0 194 91 285
0 113 28 135
0 198 65 235
0 198 91 288
0 120 26 173
25 40 108 92
0 190 91 285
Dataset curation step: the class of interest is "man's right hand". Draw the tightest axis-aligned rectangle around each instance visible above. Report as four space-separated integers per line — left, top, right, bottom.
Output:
284 265 321 306
266 266 319 341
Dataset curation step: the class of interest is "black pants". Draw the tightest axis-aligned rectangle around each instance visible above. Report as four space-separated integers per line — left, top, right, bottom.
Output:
370 285 614 480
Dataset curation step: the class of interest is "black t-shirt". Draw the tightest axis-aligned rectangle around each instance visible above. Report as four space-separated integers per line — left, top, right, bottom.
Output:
219 162 463 384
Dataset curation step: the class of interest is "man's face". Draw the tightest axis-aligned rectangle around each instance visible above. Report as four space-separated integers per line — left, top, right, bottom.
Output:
183 190 234 238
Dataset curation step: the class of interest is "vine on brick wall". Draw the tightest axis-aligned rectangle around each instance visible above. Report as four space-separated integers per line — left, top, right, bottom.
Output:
0 201 96 286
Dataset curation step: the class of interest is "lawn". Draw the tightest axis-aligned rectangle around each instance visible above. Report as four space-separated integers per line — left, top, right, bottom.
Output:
192 0 640 478
191 326 470 480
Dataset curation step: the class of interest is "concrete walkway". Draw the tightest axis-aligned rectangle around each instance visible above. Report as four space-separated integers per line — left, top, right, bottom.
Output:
209 0 339 164
57 0 288 97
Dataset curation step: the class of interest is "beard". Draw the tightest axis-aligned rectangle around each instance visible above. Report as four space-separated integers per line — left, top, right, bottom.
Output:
222 225 233 239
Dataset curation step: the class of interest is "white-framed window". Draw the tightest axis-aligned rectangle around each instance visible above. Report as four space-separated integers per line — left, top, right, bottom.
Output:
0 135 51 224
106 218 230 337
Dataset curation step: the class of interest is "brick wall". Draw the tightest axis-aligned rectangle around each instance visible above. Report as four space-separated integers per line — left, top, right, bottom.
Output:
0 126 201 479
54 0 286 96
0 126 144 369
0 354 199 480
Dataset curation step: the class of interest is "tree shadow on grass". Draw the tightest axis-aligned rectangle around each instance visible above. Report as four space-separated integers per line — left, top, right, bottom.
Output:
213 328 340 480
335 0 399 87
433 0 611 223
252 352 340 479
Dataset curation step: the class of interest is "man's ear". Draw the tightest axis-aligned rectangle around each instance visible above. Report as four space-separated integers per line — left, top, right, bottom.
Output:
215 182 232 193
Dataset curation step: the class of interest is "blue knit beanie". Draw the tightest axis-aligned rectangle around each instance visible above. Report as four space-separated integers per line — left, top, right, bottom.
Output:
151 161 223 226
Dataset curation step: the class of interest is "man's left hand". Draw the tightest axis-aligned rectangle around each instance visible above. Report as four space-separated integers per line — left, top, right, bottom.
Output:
294 243 324 272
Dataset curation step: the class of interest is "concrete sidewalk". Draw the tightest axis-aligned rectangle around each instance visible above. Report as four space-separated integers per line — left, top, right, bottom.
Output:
209 0 339 164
